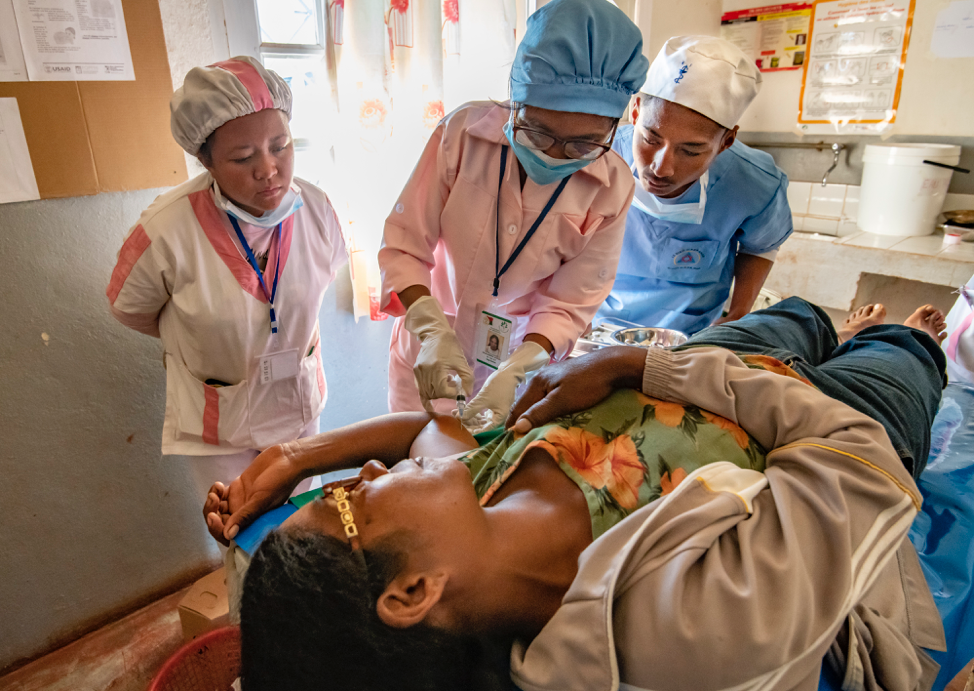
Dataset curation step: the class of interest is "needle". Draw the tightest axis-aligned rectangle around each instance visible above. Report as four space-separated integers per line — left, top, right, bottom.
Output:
451 373 465 418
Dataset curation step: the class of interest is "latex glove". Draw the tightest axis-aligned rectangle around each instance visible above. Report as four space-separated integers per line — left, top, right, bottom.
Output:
404 295 474 412
462 341 550 433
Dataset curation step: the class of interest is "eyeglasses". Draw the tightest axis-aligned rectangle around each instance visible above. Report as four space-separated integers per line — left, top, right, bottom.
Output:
322 475 367 571
510 113 617 161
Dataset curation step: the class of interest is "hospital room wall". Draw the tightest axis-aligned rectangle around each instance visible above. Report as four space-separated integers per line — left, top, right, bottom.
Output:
634 0 974 194
0 190 393 673
0 0 395 674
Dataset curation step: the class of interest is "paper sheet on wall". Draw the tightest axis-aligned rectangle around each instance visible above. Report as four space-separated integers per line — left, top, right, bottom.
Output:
932 0 974 59
12 0 135 81
798 0 915 134
721 2 813 72
0 0 29 81
0 98 40 204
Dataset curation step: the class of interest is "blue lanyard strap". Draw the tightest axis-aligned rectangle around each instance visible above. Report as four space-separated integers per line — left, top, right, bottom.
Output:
493 145 571 297
228 215 282 334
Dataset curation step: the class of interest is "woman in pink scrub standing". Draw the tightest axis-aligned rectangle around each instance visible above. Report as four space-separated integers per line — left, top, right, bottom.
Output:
379 0 649 431
107 57 347 500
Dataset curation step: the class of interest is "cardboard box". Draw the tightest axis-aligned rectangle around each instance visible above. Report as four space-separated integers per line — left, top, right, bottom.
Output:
178 567 230 642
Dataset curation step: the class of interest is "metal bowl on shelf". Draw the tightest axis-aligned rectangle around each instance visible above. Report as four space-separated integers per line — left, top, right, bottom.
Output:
941 211 974 242
943 210 974 228
611 327 688 349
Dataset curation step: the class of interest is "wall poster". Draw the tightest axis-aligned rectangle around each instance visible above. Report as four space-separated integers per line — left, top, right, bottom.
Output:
721 2 813 72
12 0 135 81
798 0 915 134
0 0 29 81
0 98 40 203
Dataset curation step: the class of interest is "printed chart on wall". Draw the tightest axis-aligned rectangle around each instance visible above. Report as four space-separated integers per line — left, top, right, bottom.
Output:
0 98 40 203
798 0 915 134
0 0 29 81
12 0 135 81
721 2 813 72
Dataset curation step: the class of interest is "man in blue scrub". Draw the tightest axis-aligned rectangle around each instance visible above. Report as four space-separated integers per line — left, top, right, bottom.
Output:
599 36 793 335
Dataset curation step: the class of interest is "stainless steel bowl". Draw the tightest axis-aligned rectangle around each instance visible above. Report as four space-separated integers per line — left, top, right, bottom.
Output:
611 327 688 349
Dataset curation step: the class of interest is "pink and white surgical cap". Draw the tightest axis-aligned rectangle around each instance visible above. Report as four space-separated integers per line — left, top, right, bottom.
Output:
170 56 292 155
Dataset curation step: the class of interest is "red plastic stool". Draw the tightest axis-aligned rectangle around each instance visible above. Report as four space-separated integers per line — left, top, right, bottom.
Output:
148 626 241 691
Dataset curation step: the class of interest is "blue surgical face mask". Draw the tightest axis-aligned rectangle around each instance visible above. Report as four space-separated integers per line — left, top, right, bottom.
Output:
213 180 305 228
503 121 592 186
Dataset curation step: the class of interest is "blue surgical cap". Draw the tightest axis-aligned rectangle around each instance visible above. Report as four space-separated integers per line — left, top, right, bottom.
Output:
510 0 649 119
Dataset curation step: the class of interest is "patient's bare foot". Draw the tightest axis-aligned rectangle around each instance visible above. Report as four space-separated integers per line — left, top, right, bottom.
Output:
904 305 947 345
837 303 886 343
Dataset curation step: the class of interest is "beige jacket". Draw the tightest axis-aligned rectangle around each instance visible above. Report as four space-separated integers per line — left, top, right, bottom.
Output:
511 347 945 691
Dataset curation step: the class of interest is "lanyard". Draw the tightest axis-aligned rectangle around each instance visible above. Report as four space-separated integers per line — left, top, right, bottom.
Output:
492 145 571 297
228 215 282 334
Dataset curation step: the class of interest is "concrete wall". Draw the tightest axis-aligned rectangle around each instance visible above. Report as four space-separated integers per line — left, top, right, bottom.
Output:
0 189 393 671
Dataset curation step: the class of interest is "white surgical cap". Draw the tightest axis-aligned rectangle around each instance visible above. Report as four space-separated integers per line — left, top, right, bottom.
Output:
641 36 761 129
170 56 292 155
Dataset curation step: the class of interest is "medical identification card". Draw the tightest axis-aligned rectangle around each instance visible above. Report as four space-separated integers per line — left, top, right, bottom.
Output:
258 349 299 384
475 308 515 370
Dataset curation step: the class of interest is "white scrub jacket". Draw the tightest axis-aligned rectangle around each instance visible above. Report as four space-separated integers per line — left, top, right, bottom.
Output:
598 126 793 335
107 173 347 455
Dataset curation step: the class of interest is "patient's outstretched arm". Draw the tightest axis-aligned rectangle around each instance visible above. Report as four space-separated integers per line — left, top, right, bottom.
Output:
206 412 476 543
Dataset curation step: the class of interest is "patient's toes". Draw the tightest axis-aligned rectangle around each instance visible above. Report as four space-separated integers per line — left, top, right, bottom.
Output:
905 305 948 344
838 303 887 343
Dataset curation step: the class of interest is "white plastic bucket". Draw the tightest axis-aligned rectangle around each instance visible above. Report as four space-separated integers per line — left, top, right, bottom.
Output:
857 143 961 237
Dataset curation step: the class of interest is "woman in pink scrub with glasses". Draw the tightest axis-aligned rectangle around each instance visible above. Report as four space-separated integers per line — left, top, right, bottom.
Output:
379 0 649 431
107 57 346 501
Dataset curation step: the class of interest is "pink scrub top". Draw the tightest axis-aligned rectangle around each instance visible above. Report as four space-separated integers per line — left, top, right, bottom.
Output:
379 101 635 412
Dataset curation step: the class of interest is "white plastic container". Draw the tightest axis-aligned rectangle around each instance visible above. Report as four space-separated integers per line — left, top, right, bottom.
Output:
857 143 961 237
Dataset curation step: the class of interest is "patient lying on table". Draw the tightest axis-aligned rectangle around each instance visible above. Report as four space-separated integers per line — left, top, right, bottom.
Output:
205 298 948 691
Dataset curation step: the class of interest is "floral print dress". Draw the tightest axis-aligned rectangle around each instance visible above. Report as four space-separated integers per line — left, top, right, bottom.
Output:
462 388 768 540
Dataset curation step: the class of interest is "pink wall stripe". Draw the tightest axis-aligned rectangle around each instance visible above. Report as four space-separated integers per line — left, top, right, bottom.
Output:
947 312 974 362
107 225 151 305
202 386 221 446
213 59 274 111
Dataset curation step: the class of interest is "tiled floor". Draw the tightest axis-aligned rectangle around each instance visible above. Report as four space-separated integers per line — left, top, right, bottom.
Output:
0 589 188 691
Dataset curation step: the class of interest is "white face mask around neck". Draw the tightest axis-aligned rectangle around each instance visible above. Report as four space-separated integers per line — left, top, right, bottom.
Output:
213 180 304 228
630 168 708 225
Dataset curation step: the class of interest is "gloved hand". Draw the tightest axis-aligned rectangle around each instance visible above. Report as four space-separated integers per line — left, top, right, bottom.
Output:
461 341 550 433
404 295 474 412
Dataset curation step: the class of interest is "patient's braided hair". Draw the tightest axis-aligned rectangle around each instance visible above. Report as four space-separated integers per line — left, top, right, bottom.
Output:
241 527 503 691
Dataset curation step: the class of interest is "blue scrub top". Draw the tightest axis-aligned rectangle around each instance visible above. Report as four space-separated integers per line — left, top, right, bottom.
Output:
598 125 793 335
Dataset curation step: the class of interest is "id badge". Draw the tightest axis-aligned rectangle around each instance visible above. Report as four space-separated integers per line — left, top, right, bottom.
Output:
257 348 299 384
474 305 517 370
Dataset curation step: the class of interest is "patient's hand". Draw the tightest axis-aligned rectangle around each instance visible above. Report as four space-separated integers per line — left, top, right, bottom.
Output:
219 444 304 542
204 482 232 546
506 346 646 432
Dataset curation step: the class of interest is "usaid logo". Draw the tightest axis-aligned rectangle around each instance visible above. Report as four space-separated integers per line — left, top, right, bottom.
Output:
672 248 703 268
46 66 71 73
